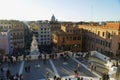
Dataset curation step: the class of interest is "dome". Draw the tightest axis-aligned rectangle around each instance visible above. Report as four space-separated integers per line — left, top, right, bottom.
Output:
51 14 56 22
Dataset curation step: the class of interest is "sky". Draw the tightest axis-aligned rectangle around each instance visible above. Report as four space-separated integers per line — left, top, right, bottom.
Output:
0 0 120 21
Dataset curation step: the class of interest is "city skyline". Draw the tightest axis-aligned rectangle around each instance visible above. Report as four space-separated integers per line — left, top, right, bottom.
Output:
0 0 120 21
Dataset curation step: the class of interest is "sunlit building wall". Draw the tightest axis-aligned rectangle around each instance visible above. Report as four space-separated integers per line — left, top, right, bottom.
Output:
78 22 120 55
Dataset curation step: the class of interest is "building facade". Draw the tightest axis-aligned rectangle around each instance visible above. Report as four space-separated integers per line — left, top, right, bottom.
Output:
78 22 120 56
38 21 52 46
0 31 9 54
52 22 82 52
0 20 25 54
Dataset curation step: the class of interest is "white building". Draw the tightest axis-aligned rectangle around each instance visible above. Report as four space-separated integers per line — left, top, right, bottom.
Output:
38 21 52 46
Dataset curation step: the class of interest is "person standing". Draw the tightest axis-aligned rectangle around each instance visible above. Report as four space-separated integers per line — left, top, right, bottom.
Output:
0 68 3 74
77 63 80 71
6 69 11 79
74 70 79 78
20 74 24 80
28 65 31 72
46 72 49 79
90 63 94 72
94 63 97 71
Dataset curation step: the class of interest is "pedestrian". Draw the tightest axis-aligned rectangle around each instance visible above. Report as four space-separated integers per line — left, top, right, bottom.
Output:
53 75 56 80
80 77 83 80
77 77 80 80
25 66 27 72
6 69 11 79
94 63 97 71
90 63 94 72
20 74 24 80
0 67 3 73
102 72 106 80
46 72 49 79
77 63 80 71
28 65 31 72
38 54 42 60
74 70 79 78
105 73 109 80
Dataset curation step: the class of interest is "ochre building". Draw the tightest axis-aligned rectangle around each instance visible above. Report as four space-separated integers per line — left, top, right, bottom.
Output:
78 22 120 56
52 22 82 52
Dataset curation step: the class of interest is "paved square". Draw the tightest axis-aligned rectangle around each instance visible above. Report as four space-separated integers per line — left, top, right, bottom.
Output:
0 55 107 80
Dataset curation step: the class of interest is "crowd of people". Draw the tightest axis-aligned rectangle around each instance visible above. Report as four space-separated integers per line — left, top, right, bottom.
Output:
0 68 23 80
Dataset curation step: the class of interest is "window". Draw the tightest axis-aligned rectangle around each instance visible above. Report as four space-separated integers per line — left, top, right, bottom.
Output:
102 41 105 45
73 37 76 40
118 43 120 50
98 31 100 36
106 42 108 47
78 36 81 40
100 40 102 45
66 36 68 40
102 32 105 36
108 33 111 38
41 28 43 30
108 42 111 48
70 37 72 40
41 42 43 45
62 37 65 42
44 35 46 37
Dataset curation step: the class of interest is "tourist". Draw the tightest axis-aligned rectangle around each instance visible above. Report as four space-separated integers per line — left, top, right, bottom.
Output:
105 73 109 80
38 54 42 60
77 63 80 71
90 63 94 72
46 72 49 79
28 65 31 72
6 69 11 79
20 74 24 80
74 70 79 78
80 77 83 80
102 72 106 80
13 73 19 80
77 77 80 80
0 67 3 74
53 75 56 80
93 63 97 71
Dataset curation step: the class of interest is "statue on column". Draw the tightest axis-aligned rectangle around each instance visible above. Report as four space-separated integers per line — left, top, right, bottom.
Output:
30 35 39 55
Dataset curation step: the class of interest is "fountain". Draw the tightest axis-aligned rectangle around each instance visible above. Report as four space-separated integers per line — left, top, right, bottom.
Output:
30 35 40 55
